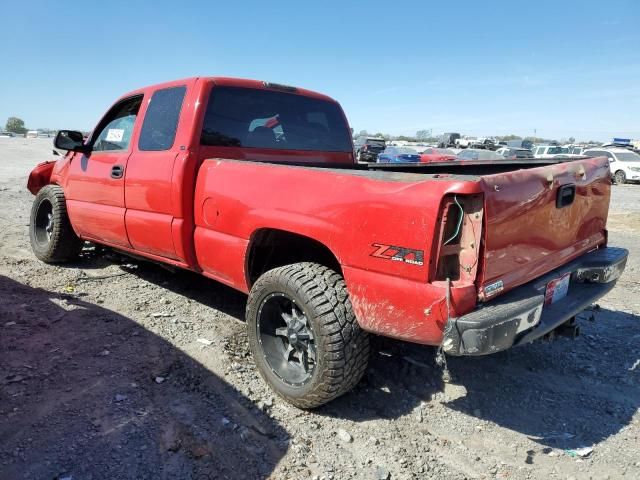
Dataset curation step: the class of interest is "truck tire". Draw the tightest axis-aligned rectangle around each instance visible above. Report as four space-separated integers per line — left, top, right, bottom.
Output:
246 262 370 408
613 170 626 185
29 184 83 263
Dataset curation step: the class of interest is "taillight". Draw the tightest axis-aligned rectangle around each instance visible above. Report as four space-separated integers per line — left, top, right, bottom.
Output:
431 194 484 284
362 145 368 151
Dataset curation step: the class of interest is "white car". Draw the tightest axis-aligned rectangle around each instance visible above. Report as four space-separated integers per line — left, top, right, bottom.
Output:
532 145 581 159
583 147 640 184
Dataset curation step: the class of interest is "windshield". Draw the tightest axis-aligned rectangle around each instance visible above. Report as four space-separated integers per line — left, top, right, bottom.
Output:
366 139 386 147
616 151 640 162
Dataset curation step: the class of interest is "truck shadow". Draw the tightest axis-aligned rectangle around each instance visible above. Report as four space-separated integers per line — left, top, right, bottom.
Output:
0 274 288 480
63 250 639 451
443 308 640 451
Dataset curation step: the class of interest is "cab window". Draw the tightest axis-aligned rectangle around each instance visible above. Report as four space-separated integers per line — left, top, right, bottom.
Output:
91 95 143 152
138 86 186 151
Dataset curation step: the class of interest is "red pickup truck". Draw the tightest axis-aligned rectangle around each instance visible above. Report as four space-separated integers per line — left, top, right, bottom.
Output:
27 77 627 408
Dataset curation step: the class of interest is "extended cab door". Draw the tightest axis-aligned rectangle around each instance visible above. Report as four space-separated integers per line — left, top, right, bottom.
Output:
65 95 143 247
124 84 188 260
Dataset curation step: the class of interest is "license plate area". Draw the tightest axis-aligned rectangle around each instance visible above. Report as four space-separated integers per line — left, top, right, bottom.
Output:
545 272 571 305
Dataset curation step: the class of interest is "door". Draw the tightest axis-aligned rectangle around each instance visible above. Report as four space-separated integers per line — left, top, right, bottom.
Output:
65 95 143 247
125 85 187 260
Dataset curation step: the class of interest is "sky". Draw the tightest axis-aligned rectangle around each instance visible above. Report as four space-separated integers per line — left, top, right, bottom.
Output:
1 0 638 142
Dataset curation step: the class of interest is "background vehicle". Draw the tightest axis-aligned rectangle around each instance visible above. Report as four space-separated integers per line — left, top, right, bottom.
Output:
376 146 421 163
456 148 505 161
419 147 456 163
495 147 534 159
533 145 580 159
475 137 497 150
455 135 477 149
438 132 460 148
27 77 627 409
354 136 386 163
566 145 588 155
583 147 640 184
26 130 38 138
506 139 533 150
0 131 15 138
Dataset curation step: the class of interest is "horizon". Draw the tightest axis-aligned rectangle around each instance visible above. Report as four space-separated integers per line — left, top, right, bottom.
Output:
1 0 638 143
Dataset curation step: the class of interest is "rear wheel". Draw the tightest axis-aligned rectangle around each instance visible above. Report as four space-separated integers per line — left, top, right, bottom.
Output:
29 185 83 263
613 170 626 185
246 263 370 408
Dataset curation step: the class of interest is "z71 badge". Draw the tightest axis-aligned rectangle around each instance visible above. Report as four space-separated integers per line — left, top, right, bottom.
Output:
370 243 424 266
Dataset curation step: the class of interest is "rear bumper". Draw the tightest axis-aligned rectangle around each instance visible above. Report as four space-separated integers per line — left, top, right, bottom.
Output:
442 247 628 356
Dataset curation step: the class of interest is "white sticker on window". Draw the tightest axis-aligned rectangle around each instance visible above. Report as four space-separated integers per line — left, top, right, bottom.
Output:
106 129 124 142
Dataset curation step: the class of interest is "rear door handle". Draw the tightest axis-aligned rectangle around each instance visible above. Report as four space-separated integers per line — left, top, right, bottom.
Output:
111 165 124 179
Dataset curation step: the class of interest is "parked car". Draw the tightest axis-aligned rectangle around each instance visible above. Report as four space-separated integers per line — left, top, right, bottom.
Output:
27 76 627 408
455 135 477 149
566 145 588 155
438 132 460 148
0 131 15 138
506 139 533 150
419 147 456 163
495 147 534 159
26 130 38 138
533 145 581 159
377 146 421 163
353 136 386 163
456 149 505 161
583 147 640 184
475 137 497 150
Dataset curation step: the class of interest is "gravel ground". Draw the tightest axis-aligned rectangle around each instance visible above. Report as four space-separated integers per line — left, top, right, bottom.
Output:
1 138 639 480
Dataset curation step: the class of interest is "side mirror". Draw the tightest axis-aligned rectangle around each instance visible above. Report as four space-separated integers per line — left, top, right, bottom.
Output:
54 130 87 152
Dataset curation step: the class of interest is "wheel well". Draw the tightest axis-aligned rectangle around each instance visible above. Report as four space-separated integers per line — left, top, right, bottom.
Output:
246 229 342 287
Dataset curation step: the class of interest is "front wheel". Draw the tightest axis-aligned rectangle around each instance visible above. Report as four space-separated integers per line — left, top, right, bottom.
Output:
613 170 626 185
29 185 83 263
246 263 370 408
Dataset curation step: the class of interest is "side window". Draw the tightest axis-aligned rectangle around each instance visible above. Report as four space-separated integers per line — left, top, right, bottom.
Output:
92 96 143 152
138 86 187 151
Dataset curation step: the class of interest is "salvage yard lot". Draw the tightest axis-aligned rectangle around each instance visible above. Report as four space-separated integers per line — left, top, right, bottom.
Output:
1 138 639 480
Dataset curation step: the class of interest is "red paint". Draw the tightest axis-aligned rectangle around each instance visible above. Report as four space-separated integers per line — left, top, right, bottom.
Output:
28 77 614 346
27 161 55 194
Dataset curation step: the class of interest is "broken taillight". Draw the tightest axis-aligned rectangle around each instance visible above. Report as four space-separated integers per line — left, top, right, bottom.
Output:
431 194 484 284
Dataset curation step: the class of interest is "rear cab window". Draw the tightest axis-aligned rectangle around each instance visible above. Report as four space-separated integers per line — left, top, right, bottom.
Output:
200 86 352 152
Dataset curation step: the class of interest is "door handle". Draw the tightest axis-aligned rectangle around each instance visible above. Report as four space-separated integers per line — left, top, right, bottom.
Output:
111 165 124 179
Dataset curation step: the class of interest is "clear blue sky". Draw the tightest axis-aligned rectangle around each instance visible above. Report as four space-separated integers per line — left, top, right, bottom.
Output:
1 0 638 141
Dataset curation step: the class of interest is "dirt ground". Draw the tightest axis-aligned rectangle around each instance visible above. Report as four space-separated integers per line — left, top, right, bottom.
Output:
1 138 639 480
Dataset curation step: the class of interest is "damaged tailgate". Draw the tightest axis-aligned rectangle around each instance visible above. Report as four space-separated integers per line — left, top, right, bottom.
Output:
477 156 611 301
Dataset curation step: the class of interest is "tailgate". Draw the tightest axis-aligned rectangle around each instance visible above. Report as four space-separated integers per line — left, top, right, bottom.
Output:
477 156 611 300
